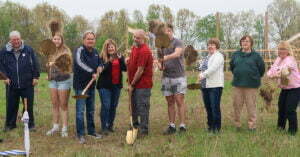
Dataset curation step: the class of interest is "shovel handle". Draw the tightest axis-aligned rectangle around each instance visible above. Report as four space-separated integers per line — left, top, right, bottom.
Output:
23 98 28 111
82 78 95 95
128 90 132 114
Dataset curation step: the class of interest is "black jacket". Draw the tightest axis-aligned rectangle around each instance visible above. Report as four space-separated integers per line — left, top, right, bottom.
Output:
73 45 102 90
0 42 40 89
96 56 127 89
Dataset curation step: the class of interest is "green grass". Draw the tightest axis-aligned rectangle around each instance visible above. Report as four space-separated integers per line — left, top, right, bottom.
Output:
0 72 299 157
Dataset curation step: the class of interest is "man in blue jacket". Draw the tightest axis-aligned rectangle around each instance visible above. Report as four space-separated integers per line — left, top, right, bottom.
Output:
0 31 40 131
73 31 103 144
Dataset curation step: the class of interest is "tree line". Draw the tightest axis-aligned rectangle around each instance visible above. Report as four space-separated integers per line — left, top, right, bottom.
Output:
0 0 299 53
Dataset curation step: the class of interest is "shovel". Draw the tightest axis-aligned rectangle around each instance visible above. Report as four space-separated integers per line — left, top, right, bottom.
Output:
21 98 30 157
72 78 95 99
126 90 138 145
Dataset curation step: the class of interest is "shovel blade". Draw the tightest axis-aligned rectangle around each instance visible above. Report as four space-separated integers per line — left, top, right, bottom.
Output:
132 128 138 140
126 130 134 145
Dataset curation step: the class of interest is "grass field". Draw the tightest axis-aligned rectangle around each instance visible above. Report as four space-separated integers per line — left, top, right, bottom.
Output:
0 72 299 157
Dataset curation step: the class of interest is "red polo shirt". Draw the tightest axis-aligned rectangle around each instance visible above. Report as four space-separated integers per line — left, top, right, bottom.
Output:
127 44 153 88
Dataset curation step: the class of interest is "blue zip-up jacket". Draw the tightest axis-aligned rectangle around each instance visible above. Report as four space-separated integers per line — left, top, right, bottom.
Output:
0 41 40 89
73 45 103 90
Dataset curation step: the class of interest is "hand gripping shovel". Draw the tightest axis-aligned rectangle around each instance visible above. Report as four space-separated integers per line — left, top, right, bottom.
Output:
126 90 138 145
73 78 95 99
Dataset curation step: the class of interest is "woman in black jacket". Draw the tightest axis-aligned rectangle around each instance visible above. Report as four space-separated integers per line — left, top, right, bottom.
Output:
97 39 126 134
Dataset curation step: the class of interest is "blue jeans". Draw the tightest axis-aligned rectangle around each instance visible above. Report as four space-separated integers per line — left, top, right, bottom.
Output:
201 87 223 131
98 85 121 130
75 89 96 137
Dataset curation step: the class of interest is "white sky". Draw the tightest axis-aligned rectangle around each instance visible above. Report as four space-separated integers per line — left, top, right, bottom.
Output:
4 0 276 21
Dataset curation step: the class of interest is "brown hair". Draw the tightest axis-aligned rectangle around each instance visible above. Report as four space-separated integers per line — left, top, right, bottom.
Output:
53 33 70 52
100 39 117 63
166 23 174 31
207 38 220 49
239 35 254 48
51 33 71 61
50 33 72 73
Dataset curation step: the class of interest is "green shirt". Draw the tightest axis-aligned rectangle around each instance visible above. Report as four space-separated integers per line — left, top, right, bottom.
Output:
230 50 265 88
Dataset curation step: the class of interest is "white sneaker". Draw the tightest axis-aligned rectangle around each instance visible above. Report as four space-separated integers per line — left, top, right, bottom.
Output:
78 136 86 144
46 127 59 136
61 126 68 137
61 130 68 137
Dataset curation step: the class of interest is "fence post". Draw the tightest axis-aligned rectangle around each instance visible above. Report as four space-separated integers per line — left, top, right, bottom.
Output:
264 11 269 50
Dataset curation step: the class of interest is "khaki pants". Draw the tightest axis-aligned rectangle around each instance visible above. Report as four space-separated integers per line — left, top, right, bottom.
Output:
232 87 258 129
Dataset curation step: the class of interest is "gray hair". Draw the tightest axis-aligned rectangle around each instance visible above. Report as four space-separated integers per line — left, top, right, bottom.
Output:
9 31 21 39
83 30 95 39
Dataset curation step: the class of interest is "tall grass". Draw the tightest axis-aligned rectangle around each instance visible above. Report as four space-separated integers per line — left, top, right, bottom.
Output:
0 72 299 157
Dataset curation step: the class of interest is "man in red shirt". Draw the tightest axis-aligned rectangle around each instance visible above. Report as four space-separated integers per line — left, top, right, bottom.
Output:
127 29 153 136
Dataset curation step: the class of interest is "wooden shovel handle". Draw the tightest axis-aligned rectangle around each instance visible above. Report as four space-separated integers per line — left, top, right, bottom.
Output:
128 90 132 115
23 98 28 111
82 78 95 95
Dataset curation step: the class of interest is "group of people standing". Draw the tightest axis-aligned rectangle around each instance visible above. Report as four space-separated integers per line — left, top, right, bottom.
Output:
0 22 299 145
198 35 300 135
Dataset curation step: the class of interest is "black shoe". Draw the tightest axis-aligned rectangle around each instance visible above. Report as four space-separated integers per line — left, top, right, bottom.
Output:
207 127 213 132
3 126 16 132
138 130 149 138
101 129 110 135
29 127 36 132
163 126 176 135
179 126 187 133
288 129 297 136
108 127 114 133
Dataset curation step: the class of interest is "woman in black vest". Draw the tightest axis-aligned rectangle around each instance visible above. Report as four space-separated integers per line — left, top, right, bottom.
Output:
97 39 126 134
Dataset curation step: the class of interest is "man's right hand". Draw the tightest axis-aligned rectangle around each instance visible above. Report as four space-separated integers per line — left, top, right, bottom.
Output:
4 79 10 85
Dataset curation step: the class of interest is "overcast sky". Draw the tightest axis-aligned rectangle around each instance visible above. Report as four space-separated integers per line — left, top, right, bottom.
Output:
5 0 276 21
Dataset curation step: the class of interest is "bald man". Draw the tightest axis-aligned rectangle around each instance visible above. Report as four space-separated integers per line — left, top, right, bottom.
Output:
127 30 153 136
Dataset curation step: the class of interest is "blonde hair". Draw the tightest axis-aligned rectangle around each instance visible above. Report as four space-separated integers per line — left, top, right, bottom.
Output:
100 39 117 63
277 41 294 56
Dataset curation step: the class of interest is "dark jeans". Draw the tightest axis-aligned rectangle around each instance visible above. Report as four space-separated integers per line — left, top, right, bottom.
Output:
98 85 121 130
75 89 96 137
5 85 35 129
201 87 223 131
132 88 151 133
277 87 300 134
